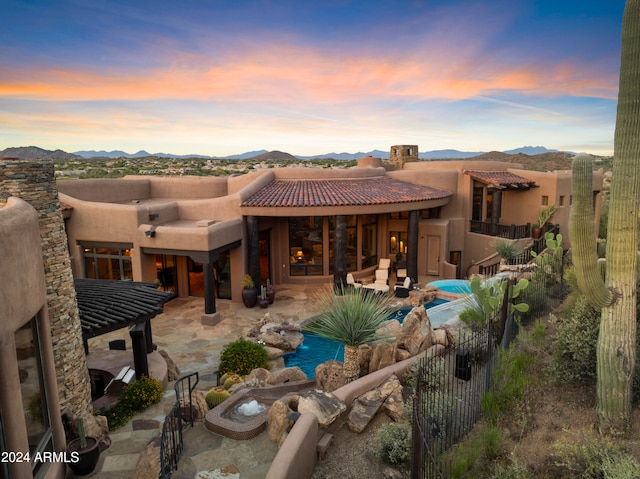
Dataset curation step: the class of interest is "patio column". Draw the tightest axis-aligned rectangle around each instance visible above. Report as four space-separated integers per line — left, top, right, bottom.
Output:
203 261 216 315
247 215 261 290
129 323 149 379
491 190 502 235
333 215 347 289
407 210 419 282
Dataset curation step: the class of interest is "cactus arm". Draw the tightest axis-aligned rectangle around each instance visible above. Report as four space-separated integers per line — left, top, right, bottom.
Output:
569 154 613 308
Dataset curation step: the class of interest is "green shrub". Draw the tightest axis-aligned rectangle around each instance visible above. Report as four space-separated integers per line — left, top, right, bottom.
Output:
119 375 163 412
374 421 412 467
553 437 640 479
482 344 531 425
489 457 533 479
552 295 599 383
219 338 270 376
450 426 504 478
105 375 163 431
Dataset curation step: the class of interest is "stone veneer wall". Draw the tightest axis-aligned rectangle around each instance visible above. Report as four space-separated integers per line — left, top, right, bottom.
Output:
0 159 93 420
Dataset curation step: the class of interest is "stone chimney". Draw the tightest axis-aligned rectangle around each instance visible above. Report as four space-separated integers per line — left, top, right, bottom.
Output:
0 159 108 441
389 145 419 169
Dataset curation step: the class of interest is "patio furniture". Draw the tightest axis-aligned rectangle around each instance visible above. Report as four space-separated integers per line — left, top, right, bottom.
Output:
396 268 407 283
346 273 363 289
363 269 390 293
378 258 391 271
394 277 413 297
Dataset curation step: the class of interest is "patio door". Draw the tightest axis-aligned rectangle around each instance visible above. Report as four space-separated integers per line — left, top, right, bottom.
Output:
426 235 440 276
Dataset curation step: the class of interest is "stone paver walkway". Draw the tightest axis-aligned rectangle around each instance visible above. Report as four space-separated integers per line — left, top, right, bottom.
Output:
83 284 326 479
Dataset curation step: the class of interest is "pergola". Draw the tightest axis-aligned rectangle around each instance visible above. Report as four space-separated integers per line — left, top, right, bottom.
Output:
74 278 173 379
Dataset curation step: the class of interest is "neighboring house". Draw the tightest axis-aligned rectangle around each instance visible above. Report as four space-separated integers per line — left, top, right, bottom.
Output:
56 146 603 320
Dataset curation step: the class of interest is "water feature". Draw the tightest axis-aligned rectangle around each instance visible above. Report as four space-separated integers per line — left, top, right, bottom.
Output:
426 279 471 294
284 298 467 379
224 399 268 423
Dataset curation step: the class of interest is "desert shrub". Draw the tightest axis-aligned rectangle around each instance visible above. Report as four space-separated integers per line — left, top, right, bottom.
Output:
482 344 531 425
105 375 163 430
403 355 446 396
553 437 640 479
420 389 459 447
218 338 270 376
552 296 599 383
450 426 504 478
488 457 533 479
373 421 412 468
119 375 163 412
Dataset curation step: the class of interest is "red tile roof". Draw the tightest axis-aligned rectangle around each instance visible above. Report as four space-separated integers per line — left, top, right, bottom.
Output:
241 177 452 208
464 170 537 190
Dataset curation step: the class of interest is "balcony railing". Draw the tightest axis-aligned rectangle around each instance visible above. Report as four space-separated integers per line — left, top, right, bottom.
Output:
469 221 531 239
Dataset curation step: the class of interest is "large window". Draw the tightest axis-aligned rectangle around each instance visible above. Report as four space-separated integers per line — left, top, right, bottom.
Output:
289 217 323 276
83 244 133 280
17 317 54 476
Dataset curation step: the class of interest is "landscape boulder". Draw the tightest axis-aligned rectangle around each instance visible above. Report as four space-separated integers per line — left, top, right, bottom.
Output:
402 306 433 356
270 366 308 384
315 360 346 392
297 390 347 428
369 342 397 373
267 399 293 443
347 375 404 433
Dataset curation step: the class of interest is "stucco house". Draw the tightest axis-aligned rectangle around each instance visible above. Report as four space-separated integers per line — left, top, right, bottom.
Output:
56 146 603 321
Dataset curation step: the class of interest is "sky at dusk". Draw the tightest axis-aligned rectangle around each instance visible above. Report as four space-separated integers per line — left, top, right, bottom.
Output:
0 0 627 157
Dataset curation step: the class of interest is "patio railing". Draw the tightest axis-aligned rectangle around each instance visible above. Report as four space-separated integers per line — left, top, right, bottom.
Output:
160 371 199 479
469 221 531 239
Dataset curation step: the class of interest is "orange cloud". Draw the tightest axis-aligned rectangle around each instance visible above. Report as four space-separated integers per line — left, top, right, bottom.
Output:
0 41 618 105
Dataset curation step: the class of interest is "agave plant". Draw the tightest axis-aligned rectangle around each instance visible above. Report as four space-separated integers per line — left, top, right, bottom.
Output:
303 285 394 383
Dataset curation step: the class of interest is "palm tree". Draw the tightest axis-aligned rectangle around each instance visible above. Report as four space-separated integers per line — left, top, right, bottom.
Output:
303 285 394 383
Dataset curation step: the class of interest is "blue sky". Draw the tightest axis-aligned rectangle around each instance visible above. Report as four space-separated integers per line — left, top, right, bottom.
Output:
0 0 626 156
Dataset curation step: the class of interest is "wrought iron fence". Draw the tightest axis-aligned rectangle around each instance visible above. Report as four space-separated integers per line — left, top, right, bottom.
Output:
160 371 199 479
411 279 528 479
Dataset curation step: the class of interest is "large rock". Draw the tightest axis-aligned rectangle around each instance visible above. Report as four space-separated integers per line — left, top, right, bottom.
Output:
347 375 403 432
408 287 438 306
402 307 433 356
134 435 161 479
159 349 180 381
369 342 397 373
243 367 273 387
358 344 372 377
270 366 309 384
180 390 208 422
297 390 347 428
395 348 412 362
382 383 405 422
315 360 346 392
267 400 292 443
377 319 402 345
264 346 285 360
257 331 292 350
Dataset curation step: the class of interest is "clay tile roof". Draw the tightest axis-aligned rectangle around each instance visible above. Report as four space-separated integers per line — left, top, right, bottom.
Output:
241 177 452 208
75 279 173 339
464 170 537 190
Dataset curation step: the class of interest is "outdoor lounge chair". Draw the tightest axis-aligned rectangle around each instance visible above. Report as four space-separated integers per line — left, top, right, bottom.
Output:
378 258 391 271
363 269 390 293
394 276 413 297
346 273 362 289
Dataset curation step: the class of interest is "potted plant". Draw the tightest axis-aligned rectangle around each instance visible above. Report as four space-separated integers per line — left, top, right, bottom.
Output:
258 285 269 308
68 417 100 476
241 274 258 308
532 204 558 238
266 279 275 304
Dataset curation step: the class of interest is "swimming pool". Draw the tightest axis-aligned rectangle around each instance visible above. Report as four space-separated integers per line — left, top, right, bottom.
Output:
284 298 467 378
427 279 471 294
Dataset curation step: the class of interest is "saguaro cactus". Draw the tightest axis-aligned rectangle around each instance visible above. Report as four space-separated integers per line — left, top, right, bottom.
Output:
570 0 640 433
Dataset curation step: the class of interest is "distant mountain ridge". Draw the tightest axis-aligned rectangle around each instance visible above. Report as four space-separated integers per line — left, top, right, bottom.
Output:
1 145 574 161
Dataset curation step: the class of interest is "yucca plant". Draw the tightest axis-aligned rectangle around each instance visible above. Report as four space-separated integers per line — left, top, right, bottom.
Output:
303 285 394 382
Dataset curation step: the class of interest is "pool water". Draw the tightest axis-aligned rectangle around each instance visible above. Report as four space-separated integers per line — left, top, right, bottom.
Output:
426 279 471 294
284 298 463 379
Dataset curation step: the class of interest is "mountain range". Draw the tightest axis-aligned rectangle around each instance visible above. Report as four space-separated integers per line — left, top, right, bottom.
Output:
0 145 572 161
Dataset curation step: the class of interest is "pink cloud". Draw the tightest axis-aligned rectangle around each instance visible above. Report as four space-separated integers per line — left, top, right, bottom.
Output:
0 41 618 105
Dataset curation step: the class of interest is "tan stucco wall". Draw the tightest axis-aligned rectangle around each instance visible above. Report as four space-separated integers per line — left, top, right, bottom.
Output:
0 198 66 479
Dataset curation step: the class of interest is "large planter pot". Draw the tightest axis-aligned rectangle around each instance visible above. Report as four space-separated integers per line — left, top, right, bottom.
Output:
531 227 543 239
68 437 100 476
266 287 275 304
258 297 269 309
242 288 258 308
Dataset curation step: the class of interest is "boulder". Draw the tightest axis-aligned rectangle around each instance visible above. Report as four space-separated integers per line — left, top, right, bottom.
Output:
267 400 292 443
347 375 403 432
395 348 412 362
358 344 372 377
134 435 161 479
158 349 180 381
432 329 449 347
264 346 285 360
315 360 346 392
270 367 308 384
382 383 405 422
258 331 291 350
180 390 208 422
243 367 273 387
402 307 433 356
369 343 397 373
297 390 347 428
377 319 402 345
